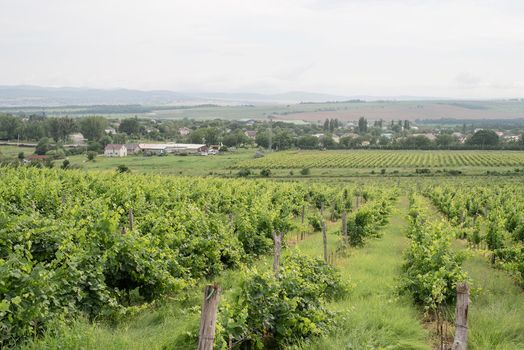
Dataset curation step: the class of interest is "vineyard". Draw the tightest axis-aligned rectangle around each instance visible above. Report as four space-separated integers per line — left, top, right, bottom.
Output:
234 150 524 169
0 167 523 349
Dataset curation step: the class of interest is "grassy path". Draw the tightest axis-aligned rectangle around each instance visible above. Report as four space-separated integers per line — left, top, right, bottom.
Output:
420 195 524 350
292 197 430 350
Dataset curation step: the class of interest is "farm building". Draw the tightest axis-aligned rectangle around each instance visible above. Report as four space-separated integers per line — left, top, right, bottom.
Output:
104 144 128 157
244 131 257 138
165 143 208 154
125 144 141 154
139 143 167 155
104 127 116 135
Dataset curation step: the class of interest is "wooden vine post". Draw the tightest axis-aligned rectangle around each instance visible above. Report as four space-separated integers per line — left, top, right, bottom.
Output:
301 204 305 224
342 211 348 244
322 222 328 262
197 284 221 350
128 208 134 231
452 282 470 350
273 232 283 275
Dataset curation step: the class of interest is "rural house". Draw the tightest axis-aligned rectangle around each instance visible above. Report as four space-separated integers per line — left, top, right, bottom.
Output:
244 130 257 138
104 144 127 157
125 143 141 154
68 133 87 145
178 127 191 136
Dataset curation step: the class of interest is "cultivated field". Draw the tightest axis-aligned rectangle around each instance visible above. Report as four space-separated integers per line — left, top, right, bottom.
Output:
1 168 522 350
234 150 524 169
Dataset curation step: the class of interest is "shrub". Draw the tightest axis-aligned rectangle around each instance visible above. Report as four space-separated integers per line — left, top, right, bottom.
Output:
117 164 130 173
260 168 271 177
300 167 310 176
87 151 97 161
237 169 251 177
217 252 347 349
61 159 70 169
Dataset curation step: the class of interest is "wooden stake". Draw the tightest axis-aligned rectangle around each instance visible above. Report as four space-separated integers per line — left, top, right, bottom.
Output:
128 208 134 231
322 222 328 262
452 283 470 350
273 232 283 275
342 211 348 244
197 284 221 350
301 204 305 224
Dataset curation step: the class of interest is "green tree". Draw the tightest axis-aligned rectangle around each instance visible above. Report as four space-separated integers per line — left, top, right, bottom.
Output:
296 135 319 149
255 131 270 148
35 137 52 155
119 117 141 135
358 117 368 134
436 134 457 148
467 129 499 148
0 114 22 139
79 116 108 141
47 117 77 141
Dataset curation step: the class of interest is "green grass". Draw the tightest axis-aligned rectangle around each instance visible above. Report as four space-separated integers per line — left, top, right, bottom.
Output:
290 197 430 349
65 149 254 176
463 253 524 350
421 196 524 350
0 145 35 157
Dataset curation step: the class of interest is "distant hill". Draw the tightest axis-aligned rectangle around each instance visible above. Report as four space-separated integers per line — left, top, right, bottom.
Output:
0 85 429 107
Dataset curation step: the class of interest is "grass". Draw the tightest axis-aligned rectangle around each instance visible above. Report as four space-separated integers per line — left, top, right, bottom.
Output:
290 197 430 349
65 148 254 176
421 196 524 350
464 253 524 350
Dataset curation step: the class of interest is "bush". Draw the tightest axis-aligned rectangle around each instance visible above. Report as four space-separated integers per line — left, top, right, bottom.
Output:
61 159 70 169
300 167 310 176
260 168 271 177
217 252 347 349
87 151 97 161
237 169 251 177
117 164 130 173
307 213 323 232
381 168 386 175
415 168 431 174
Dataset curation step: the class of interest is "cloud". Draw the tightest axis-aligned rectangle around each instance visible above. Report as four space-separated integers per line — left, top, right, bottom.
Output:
0 0 523 98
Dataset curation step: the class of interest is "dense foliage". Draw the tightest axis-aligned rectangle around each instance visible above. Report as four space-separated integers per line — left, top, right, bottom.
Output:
400 194 468 312
216 253 347 349
426 181 524 286
0 168 345 347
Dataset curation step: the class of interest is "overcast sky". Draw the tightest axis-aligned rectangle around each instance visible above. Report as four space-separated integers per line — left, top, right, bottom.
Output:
1 0 523 98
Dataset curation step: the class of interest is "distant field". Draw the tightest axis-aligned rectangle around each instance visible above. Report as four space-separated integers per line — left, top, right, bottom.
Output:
234 150 524 169
3 99 524 121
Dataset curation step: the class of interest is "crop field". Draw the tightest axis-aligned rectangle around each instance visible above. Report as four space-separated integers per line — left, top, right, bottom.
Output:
234 150 524 169
1 166 523 350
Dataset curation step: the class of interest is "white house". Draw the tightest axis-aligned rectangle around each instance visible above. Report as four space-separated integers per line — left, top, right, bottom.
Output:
104 144 127 157
178 127 191 136
104 127 117 135
69 133 87 145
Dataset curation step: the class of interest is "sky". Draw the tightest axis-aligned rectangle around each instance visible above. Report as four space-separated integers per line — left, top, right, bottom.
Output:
0 0 523 98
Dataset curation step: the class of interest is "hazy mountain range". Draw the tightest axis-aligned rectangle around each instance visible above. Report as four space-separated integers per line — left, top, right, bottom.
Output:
0 85 445 107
